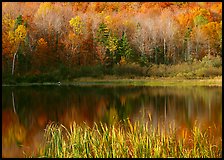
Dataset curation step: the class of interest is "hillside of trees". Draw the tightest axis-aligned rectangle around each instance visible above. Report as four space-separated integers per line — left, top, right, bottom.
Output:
2 2 222 83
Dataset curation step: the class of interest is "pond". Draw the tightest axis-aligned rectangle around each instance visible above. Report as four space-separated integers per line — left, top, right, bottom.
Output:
2 85 222 158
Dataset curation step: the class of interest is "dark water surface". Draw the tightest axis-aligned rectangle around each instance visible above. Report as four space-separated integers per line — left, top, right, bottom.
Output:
2 85 222 157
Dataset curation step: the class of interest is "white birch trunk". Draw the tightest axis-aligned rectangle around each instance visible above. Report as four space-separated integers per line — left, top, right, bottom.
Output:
164 38 166 63
12 44 20 76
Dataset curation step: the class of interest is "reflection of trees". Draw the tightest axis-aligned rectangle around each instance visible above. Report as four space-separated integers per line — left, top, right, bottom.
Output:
3 86 144 128
130 86 222 131
2 86 222 130
2 85 221 158
12 91 16 114
2 109 27 157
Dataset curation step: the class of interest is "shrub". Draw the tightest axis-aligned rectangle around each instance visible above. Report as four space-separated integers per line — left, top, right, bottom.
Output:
112 64 146 77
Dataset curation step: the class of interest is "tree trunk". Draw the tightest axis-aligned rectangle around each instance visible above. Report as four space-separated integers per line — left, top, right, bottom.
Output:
187 40 190 61
208 42 211 57
164 38 166 64
12 43 20 76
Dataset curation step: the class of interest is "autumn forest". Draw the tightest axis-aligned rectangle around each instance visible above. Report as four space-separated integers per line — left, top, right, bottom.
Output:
2 2 222 83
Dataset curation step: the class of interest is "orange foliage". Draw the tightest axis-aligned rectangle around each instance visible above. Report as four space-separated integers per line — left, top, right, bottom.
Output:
2 2 222 74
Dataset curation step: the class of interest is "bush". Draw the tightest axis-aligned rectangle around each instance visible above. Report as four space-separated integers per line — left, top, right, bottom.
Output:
211 56 222 68
112 64 147 77
200 55 222 68
203 67 222 77
72 65 104 78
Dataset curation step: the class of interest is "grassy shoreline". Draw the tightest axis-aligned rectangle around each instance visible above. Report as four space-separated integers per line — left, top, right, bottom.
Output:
2 76 222 87
29 120 222 158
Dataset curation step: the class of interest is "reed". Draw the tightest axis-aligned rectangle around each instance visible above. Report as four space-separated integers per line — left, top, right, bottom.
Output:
35 120 222 158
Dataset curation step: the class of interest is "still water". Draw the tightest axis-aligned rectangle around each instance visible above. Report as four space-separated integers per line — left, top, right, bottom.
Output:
2 85 222 157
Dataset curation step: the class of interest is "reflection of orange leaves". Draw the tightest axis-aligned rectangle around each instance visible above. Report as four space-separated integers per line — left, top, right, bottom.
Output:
2 109 27 146
120 95 126 106
2 109 17 133
59 105 91 128
176 124 192 145
14 125 26 143
37 113 48 127
96 98 108 118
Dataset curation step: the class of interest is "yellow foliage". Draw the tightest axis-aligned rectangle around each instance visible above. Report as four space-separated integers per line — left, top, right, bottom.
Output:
119 56 126 65
123 20 129 26
191 8 211 20
2 14 15 30
2 15 15 55
104 15 112 25
8 31 16 44
69 16 83 35
201 22 219 34
177 13 193 27
3 15 15 46
107 35 118 52
14 124 26 143
8 25 27 45
15 25 27 41
37 2 53 16
218 21 222 40
211 2 222 14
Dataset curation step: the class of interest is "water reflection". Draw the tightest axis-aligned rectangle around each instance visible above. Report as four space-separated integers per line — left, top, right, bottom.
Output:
2 85 222 157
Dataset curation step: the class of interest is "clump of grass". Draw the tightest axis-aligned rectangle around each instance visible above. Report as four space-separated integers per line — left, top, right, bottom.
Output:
33 119 222 158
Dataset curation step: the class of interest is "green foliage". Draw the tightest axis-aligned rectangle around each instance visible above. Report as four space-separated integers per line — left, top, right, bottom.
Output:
96 23 133 66
139 54 149 67
184 27 192 41
96 22 110 46
200 55 222 68
117 32 133 63
14 15 23 31
194 15 209 26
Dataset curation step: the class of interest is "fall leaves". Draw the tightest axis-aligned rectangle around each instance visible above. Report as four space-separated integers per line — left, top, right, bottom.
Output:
2 2 222 76
9 25 27 44
69 16 84 35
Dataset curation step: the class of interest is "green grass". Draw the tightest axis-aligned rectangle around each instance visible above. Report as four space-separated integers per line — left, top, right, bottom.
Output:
29 119 222 158
2 76 222 87
70 76 222 87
